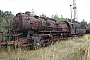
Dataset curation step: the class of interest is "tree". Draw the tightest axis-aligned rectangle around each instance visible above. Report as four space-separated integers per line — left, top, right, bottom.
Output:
87 23 90 26
51 14 61 21
0 10 14 40
60 15 68 21
40 14 46 17
67 18 71 22
80 19 87 26
51 14 68 21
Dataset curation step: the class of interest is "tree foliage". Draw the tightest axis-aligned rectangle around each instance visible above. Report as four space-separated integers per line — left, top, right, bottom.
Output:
51 14 68 21
0 10 14 40
80 19 87 26
87 23 90 26
40 14 46 17
51 14 60 21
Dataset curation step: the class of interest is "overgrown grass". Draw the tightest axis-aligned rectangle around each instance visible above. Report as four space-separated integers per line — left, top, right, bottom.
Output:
0 34 90 60
74 34 90 43
64 45 90 60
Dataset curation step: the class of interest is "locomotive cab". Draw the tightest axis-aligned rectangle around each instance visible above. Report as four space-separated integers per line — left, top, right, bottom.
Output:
67 22 86 36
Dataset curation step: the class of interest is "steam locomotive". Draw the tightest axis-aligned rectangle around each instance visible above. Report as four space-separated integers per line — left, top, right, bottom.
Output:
0 12 88 50
11 12 86 49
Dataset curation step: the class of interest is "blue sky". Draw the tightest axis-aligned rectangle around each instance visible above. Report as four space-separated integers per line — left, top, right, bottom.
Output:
0 0 90 22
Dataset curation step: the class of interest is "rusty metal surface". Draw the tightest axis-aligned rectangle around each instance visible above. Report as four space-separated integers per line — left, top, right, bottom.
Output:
14 13 43 31
7 41 14 45
29 17 42 30
33 34 52 37
13 33 22 36
1 41 14 45
13 13 70 32
85 26 90 33
1 41 7 45
70 28 75 34
14 38 27 45
14 38 28 49
46 19 55 27
76 28 86 34
67 22 76 34
67 21 86 35
58 22 69 32
13 13 71 36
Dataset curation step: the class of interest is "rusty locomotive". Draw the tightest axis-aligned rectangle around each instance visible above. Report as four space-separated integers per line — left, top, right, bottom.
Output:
12 12 86 49
0 12 87 50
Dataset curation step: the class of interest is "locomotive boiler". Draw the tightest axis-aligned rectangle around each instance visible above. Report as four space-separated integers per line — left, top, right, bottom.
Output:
14 12 55 31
